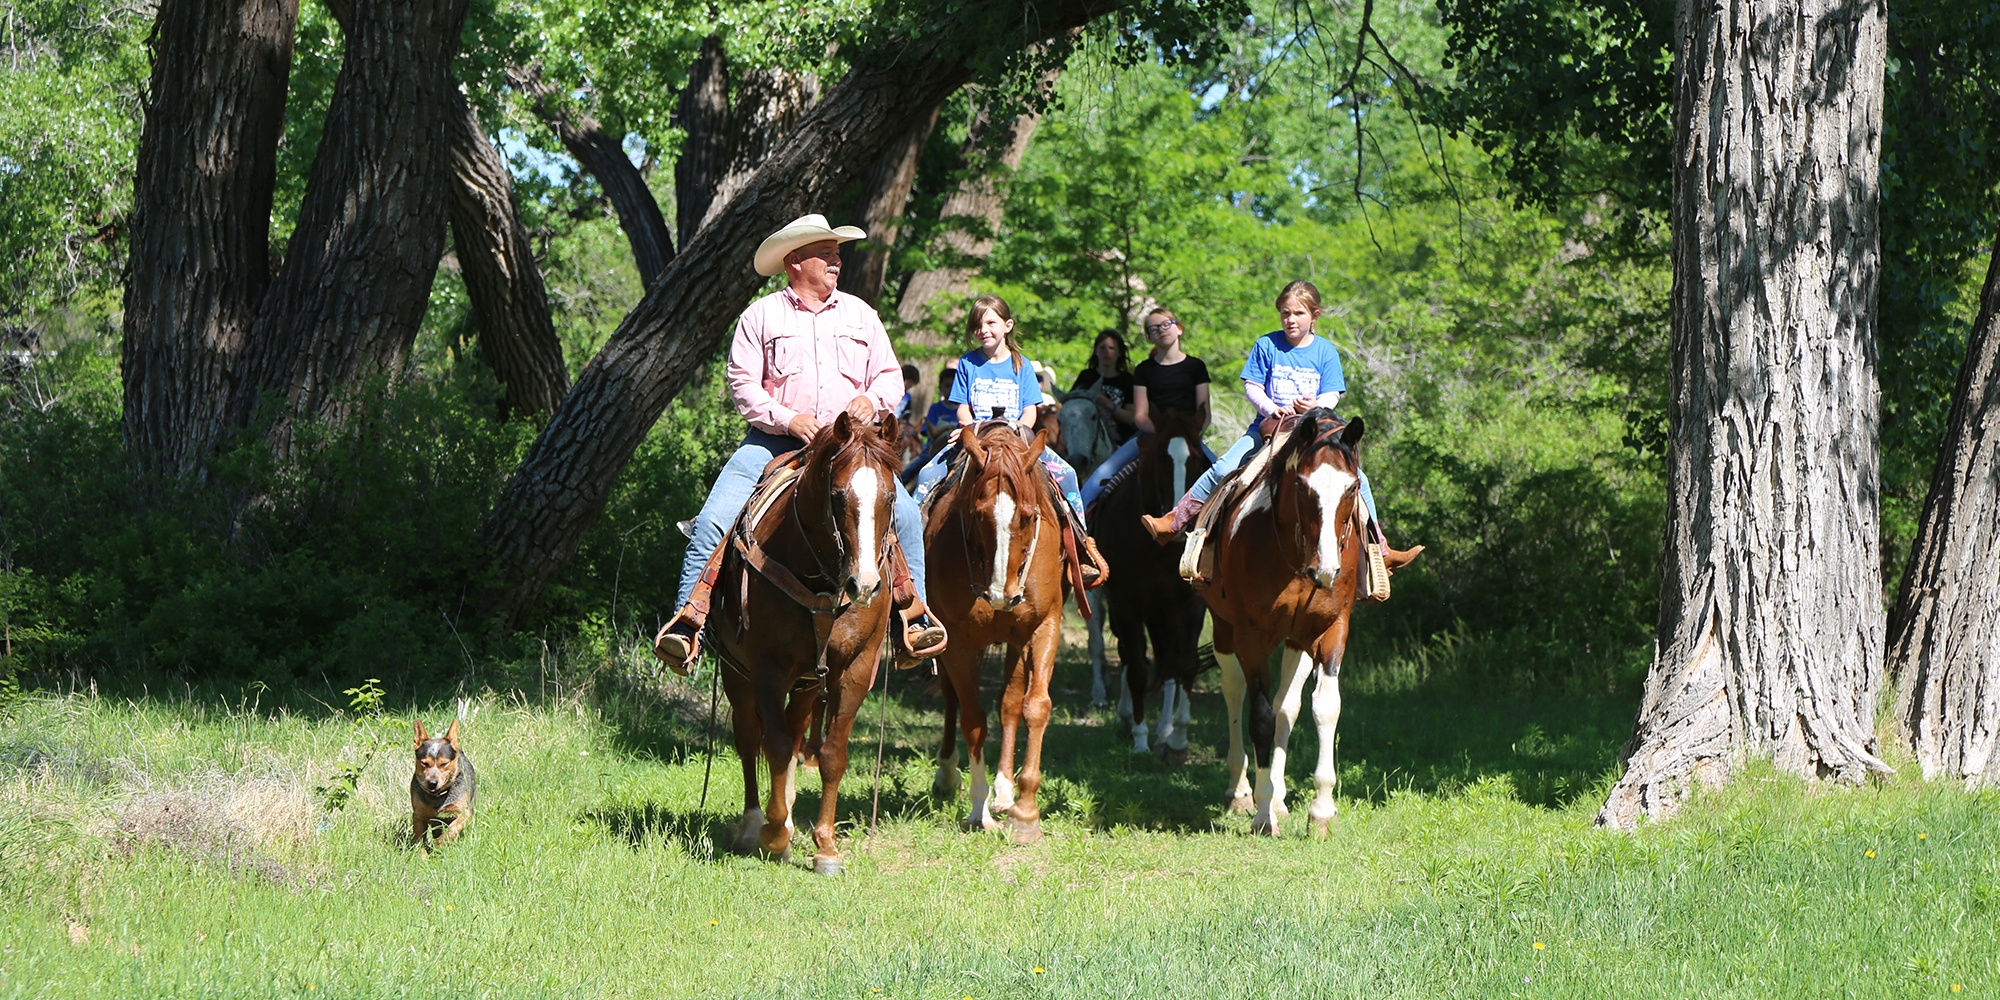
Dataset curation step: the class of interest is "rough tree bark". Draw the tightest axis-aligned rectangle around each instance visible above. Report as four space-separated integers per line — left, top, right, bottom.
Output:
120 0 299 480
513 65 677 288
673 35 731 247
1887 234 2000 784
446 85 570 419
478 12 1112 625
839 105 942 304
896 85 1054 327
227 0 472 458
1597 0 1892 831
696 66 823 232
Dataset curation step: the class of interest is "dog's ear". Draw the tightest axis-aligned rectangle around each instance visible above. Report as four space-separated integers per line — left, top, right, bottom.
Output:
413 718 429 747
443 718 461 748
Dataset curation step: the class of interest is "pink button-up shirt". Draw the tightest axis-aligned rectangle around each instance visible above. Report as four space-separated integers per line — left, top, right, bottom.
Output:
728 286 903 437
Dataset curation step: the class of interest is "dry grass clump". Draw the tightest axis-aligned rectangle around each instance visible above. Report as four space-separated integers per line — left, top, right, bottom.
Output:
113 767 320 885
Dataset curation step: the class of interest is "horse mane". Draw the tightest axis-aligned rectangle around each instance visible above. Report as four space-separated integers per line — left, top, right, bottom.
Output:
1270 408 1355 484
800 413 902 475
959 422 1048 511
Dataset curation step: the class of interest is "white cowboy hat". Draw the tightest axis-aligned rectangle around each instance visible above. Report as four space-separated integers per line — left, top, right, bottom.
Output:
754 213 867 276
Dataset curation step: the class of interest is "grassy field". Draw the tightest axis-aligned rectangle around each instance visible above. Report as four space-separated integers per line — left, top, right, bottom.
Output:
3 627 1996 999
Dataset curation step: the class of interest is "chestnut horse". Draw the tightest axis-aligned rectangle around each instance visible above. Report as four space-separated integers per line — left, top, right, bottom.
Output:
1202 410 1417 835
706 409 903 874
1090 408 1214 759
924 421 1068 842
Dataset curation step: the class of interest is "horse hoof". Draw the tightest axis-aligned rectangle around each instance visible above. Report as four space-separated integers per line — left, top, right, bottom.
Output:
1009 817 1042 844
1312 817 1332 837
1226 793 1254 814
812 855 845 876
964 814 1001 833
1250 819 1279 837
1155 743 1188 766
931 776 960 800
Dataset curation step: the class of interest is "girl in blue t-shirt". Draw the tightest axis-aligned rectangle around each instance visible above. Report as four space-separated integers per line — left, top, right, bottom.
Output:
1142 280 1379 539
914 295 1108 581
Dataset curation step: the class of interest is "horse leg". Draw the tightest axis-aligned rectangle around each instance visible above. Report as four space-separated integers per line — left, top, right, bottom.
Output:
1216 650 1253 812
1114 610 1150 754
1009 614 1061 844
1088 596 1111 708
1307 658 1343 834
932 655 964 801
1254 648 1313 837
941 645 997 830
992 642 1025 812
1153 678 1183 762
810 655 878 875
756 687 812 862
725 673 766 855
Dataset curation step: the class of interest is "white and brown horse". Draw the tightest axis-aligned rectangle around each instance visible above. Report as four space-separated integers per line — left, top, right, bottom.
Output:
924 421 1070 842
706 406 904 874
1201 410 1417 835
1091 407 1214 758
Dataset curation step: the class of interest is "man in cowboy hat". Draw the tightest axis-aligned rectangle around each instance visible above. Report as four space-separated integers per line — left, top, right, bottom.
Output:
654 214 947 671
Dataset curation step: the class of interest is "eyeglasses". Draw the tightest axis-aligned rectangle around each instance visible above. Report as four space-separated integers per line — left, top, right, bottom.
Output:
1145 320 1178 334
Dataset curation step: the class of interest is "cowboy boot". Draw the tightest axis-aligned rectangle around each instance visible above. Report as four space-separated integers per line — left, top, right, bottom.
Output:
653 542 730 675
1142 494 1205 546
895 607 949 667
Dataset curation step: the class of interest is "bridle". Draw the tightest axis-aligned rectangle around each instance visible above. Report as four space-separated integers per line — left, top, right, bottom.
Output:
1273 420 1363 588
946 422 1045 609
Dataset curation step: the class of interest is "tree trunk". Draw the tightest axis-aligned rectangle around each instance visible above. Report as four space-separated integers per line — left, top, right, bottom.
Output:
673 35 731 247
1597 0 1891 831
477 15 1110 625
1887 234 2000 784
446 84 570 419
896 86 1054 328
514 65 676 288
120 0 299 479
696 66 822 233
839 104 942 304
228 0 472 457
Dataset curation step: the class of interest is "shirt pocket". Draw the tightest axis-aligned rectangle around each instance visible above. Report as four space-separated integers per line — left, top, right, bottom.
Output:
836 329 872 385
767 332 809 378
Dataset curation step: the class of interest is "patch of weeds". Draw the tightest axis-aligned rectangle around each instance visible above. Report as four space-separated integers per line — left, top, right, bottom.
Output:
312 678 398 817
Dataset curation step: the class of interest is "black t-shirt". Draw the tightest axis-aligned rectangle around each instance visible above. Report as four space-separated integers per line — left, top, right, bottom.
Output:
1133 355 1210 414
1071 368 1135 410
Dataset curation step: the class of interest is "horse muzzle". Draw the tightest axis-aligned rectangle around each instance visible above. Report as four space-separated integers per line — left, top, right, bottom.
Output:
845 574 881 607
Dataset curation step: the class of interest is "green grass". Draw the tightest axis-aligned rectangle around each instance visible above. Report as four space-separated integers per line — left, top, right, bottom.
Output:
3 635 1996 998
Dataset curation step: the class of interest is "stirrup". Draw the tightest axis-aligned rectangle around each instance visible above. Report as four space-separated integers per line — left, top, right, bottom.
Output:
894 608 948 667
652 619 702 676
1177 527 1208 584
1363 541 1391 603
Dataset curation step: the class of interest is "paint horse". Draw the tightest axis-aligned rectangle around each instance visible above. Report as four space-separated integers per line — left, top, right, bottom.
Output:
1090 408 1214 759
925 421 1072 842
1200 410 1419 835
706 405 904 874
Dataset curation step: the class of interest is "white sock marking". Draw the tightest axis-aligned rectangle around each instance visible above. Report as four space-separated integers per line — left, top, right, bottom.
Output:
1305 463 1356 588
849 466 881 597
1309 661 1342 826
1217 652 1251 805
989 491 1015 604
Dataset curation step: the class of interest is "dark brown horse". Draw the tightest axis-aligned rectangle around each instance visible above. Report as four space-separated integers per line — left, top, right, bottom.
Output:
1090 407 1214 760
1201 410 1418 835
706 406 903 874
924 421 1068 842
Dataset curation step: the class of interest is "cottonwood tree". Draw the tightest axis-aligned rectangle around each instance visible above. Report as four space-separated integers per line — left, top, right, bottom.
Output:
1596 0 1893 829
1887 239 2000 784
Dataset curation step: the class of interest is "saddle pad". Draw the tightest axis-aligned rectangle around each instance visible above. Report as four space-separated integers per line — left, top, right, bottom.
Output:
1179 432 1283 584
738 463 803 539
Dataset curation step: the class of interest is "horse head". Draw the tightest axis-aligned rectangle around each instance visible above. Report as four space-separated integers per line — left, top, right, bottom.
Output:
1139 408 1212 514
1056 396 1111 471
796 400 904 607
954 421 1051 608
1269 410 1366 590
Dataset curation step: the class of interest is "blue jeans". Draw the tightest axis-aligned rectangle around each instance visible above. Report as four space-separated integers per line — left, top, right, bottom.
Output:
1079 435 1219 508
915 444 1088 527
676 428 928 608
1186 427 1378 522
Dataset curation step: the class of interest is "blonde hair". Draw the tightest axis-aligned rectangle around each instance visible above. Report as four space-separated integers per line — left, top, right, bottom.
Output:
966 294 1025 372
1275 280 1323 314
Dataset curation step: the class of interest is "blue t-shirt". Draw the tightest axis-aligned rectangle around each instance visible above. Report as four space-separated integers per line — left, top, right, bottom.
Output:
950 350 1044 422
1240 331 1344 405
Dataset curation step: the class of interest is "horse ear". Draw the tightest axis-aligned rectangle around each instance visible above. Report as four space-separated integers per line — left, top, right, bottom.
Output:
962 421 987 466
1028 424 1050 459
877 410 900 441
1341 414 1365 448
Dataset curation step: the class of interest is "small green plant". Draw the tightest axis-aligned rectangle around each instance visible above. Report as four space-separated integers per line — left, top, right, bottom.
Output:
313 678 393 815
